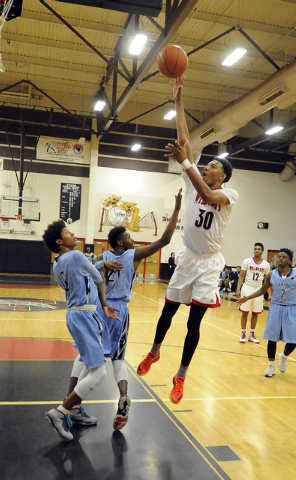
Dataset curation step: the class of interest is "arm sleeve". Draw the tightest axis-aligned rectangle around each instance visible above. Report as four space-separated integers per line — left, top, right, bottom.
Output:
73 250 103 285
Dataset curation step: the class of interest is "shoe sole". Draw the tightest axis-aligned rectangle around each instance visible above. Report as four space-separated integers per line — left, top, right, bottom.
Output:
239 340 246 343
71 419 98 426
248 340 260 343
113 415 129 430
45 414 73 441
169 393 183 404
264 373 275 377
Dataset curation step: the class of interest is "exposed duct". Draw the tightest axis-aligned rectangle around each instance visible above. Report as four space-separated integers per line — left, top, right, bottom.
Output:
189 60 296 153
279 143 296 182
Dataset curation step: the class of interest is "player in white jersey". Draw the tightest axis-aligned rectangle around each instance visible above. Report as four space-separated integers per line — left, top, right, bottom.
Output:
137 76 239 404
66 190 182 430
238 249 296 377
237 243 271 344
42 220 119 441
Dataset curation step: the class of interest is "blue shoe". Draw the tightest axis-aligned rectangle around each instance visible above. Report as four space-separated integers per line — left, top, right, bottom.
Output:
46 408 73 441
69 407 98 426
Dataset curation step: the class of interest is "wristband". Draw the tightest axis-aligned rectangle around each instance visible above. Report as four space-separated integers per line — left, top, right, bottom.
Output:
181 159 192 171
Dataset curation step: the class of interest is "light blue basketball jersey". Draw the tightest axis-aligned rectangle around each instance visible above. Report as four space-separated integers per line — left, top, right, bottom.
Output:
53 250 103 307
102 249 136 303
84 252 95 263
270 268 296 305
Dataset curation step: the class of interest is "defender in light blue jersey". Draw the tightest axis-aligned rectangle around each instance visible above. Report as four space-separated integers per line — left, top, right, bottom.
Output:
42 220 119 441
67 190 182 431
238 248 296 378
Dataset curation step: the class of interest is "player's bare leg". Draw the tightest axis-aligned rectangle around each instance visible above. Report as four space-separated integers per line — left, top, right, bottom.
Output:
239 312 248 343
249 313 260 343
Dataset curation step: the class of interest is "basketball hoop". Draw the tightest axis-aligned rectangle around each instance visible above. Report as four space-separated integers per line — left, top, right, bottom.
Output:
15 214 25 221
0 0 14 73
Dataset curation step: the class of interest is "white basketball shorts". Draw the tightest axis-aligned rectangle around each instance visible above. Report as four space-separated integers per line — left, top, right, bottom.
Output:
239 283 264 314
166 246 225 307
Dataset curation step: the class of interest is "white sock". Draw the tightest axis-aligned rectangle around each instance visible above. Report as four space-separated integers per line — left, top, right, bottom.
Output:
58 405 70 415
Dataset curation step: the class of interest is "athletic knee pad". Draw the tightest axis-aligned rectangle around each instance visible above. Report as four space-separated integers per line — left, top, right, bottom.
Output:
74 365 107 399
112 360 128 384
71 354 85 378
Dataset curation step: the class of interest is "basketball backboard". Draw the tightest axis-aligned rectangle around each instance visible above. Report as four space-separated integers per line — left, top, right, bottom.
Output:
0 196 40 221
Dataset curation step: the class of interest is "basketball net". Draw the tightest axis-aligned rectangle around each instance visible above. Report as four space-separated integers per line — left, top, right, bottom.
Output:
0 0 13 73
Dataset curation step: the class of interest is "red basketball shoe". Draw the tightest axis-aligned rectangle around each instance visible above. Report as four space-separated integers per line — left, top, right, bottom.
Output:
137 350 160 376
169 376 185 404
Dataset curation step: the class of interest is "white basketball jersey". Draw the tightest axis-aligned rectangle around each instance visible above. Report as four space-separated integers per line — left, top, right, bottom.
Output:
182 164 238 254
242 257 270 287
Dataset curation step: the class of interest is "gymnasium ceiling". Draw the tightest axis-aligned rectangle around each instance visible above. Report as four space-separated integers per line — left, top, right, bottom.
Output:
2 0 296 175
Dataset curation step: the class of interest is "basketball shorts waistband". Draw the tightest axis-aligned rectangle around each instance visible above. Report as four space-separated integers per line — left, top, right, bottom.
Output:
183 246 222 260
68 305 97 311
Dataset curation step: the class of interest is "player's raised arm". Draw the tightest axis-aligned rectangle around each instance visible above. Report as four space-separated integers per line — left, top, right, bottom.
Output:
171 77 193 164
133 189 182 268
237 272 272 306
165 141 231 205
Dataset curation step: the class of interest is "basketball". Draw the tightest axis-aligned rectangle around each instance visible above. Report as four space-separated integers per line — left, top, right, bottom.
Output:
108 207 127 227
157 45 188 78
67 218 72 224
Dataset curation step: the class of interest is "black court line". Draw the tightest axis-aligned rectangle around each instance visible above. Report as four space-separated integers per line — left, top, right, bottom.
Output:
0 359 233 480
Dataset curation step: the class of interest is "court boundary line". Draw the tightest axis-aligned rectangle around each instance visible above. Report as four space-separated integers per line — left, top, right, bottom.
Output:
126 361 233 480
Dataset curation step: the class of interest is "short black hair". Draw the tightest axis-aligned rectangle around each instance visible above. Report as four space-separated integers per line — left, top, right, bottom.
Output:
218 157 233 183
108 226 126 249
254 242 264 251
42 219 65 253
279 248 293 261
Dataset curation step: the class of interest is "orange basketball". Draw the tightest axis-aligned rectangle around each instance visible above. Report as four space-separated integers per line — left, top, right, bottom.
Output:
157 45 188 78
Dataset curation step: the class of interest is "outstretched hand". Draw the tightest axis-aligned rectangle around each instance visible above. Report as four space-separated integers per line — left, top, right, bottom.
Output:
103 306 121 321
104 261 123 271
236 296 248 306
170 76 185 102
174 188 182 212
164 140 190 165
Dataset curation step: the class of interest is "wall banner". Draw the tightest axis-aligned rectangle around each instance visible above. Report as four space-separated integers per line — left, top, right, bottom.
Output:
60 183 81 224
37 137 90 164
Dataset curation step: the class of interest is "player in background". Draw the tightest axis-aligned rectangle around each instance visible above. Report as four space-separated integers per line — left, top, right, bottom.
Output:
66 190 182 430
236 243 271 344
84 247 95 263
238 248 296 377
42 220 119 441
137 76 239 404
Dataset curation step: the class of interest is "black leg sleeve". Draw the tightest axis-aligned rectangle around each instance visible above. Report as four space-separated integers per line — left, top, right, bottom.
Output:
154 301 180 345
284 343 296 356
267 340 277 359
181 303 207 367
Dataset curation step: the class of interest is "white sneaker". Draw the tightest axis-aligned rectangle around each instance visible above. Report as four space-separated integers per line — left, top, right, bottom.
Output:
45 408 73 441
248 333 260 344
264 365 276 377
278 352 287 373
239 332 246 343
69 406 98 425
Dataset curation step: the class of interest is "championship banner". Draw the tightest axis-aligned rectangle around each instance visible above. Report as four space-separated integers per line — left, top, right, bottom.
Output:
60 183 81 224
37 136 90 164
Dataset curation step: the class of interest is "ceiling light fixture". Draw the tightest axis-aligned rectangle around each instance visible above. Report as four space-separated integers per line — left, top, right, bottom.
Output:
94 79 106 112
265 125 284 135
131 143 141 151
129 34 147 55
164 110 176 120
217 152 229 159
222 48 247 66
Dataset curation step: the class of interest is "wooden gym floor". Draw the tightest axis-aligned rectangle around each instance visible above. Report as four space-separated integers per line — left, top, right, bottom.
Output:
0 275 295 480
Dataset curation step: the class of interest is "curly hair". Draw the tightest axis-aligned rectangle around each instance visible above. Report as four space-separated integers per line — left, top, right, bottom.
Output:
108 226 126 249
42 219 65 253
218 157 233 183
279 248 293 261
